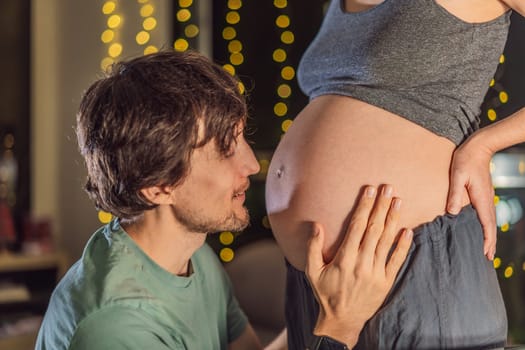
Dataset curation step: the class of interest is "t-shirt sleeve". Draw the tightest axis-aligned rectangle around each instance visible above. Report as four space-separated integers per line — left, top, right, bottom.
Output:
69 306 185 350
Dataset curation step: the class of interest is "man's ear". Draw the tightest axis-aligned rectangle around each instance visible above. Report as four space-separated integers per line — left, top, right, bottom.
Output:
140 186 174 205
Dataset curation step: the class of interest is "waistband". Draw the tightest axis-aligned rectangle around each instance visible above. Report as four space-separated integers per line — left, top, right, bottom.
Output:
411 204 478 245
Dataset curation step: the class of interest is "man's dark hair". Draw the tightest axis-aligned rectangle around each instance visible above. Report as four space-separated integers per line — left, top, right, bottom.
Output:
76 50 247 219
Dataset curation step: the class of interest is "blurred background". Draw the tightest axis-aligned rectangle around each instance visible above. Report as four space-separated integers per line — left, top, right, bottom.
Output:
0 0 524 348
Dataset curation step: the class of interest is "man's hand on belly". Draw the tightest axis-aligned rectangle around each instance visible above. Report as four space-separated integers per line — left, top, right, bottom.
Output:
305 185 413 348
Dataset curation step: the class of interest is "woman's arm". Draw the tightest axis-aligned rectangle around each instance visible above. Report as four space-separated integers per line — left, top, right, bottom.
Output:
500 0 525 16
447 107 525 260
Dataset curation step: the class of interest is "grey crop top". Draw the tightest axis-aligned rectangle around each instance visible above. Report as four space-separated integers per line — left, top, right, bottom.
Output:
297 0 511 145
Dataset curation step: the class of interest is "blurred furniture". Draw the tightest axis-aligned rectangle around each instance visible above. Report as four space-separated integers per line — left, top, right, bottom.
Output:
225 239 287 346
0 252 66 350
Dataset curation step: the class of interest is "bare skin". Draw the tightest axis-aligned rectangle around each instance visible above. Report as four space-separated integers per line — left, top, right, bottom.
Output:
232 186 413 349
267 0 525 272
124 126 413 350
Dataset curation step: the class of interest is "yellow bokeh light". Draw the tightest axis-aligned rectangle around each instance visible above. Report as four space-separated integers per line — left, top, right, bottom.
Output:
220 231 235 245
140 4 154 17
230 52 244 65
102 1 116 15
238 82 245 94
499 54 505 64
489 78 495 87
487 108 497 122
277 84 292 98
174 38 189 52
136 31 150 45
519 160 525 175
522 261 525 271
500 222 510 232
504 266 513 278
259 159 270 174
98 210 113 224
101 29 115 43
137 0 148 3
274 0 287 8
281 119 293 133
100 57 114 71
108 43 123 58
494 195 499 205
185 24 199 38
274 102 288 117
499 91 508 103
226 11 240 24
220 248 235 262
262 216 271 229
281 31 295 44
228 40 242 53
179 0 193 8
281 66 295 80
223 64 235 76
228 0 242 10
177 9 191 22
276 15 290 28
107 15 122 29
143 17 157 31
222 27 236 40
493 257 501 269
273 49 287 63
144 45 159 55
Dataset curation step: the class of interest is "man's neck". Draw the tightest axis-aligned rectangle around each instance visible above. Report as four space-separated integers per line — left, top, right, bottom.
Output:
121 206 206 276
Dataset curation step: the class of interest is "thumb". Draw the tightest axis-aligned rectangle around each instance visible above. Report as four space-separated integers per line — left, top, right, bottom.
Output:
306 222 325 282
447 171 467 215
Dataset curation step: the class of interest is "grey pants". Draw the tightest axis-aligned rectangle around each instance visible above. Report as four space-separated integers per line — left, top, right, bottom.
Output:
285 205 508 350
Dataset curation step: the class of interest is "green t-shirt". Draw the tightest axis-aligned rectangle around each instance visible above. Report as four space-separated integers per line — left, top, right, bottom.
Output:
35 220 248 349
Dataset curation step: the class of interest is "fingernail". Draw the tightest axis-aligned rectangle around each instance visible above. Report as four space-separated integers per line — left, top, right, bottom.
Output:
405 229 413 240
366 186 376 197
393 198 402 210
382 185 393 197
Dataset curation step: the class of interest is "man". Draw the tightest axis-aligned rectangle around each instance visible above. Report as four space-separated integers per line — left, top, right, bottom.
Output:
35 50 412 349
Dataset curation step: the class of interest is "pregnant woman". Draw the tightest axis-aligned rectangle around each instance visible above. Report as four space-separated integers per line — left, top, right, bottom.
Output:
265 0 525 348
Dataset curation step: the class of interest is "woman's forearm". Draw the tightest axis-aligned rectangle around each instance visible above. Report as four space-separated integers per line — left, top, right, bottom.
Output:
474 107 525 153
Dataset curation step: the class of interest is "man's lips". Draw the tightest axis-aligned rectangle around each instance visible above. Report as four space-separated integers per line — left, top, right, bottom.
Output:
233 181 250 199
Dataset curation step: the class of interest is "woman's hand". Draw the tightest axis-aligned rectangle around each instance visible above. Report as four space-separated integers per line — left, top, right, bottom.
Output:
305 185 413 348
446 133 496 261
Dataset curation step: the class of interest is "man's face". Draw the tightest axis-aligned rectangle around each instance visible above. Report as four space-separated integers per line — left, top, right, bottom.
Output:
169 124 260 234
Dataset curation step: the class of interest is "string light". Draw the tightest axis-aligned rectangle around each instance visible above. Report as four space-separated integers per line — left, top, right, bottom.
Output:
272 0 296 136
219 231 235 245
100 0 122 70
219 0 246 95
137 0 159 55
173 0 199 52
98 211 113 224
483 54 508 123
217 1 246 262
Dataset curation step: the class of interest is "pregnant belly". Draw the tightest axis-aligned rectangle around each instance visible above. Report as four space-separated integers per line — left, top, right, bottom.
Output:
265 95 470 270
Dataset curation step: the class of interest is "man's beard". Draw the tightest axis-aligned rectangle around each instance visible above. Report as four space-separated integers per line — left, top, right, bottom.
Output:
170 204 250 234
